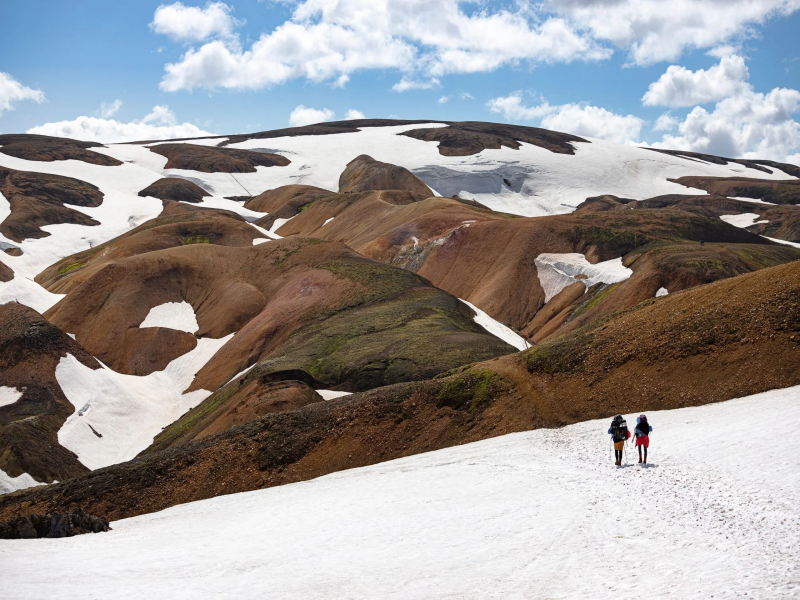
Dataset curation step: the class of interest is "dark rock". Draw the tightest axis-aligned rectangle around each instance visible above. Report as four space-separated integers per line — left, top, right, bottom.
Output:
0 509 111 539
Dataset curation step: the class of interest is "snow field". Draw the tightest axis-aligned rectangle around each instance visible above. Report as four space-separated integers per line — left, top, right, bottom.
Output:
0 469 40 496
460 298 530 350
656 287 669 297
3 385 798 599
56 333 234 470
535 253 633 303
0 385 22 408
317 390 353 400
139 301 199 334
720 213 769 228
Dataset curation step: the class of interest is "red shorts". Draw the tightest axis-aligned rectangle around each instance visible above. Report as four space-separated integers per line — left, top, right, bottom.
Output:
635 436 649 448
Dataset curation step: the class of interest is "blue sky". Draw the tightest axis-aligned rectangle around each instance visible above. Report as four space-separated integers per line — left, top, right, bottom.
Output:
1 0 799 162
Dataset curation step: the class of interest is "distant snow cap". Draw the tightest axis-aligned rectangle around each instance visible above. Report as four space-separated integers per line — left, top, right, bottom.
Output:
140 301 199 334
535 253 632 303
656 287 669 297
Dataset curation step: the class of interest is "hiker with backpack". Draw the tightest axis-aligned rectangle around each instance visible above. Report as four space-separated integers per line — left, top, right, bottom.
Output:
608 415 630 466
633 415 653 464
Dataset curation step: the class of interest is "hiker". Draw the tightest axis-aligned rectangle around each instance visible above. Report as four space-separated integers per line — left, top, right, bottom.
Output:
634 415 653 464
608 415 630 466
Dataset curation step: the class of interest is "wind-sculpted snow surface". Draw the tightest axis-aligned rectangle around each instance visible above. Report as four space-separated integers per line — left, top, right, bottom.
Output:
535 253 633 303
56 334 233 470
3 385 799 599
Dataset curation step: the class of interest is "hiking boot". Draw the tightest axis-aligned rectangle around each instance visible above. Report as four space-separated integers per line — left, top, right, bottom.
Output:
638 456 642 464
643 458 647 464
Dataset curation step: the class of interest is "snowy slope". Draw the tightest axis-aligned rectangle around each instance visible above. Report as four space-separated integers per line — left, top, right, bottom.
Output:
3 384 798 599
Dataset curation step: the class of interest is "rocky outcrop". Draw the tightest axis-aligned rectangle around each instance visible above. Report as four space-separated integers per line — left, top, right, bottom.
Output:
400 122 587 156
338 155 433 197
0 509 110 539
0 134 122 166
0 166 104 242
138 177 211 203
149 143 290 173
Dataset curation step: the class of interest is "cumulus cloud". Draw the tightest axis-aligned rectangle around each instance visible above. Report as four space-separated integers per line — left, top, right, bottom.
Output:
653 86 800 160
549 0 800 65
487 91 643 144
438 95 450 104
150 1 241 43
642 54 749 107
0 72 45 116
288 105 335 127
653 112 678 131
98 99 122 118
155 0 609 92
343 109 365 120
26 105 213 143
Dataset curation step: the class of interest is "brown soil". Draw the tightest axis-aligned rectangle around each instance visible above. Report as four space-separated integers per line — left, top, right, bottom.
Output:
138 178 210 203
3 259 797 519
0 166 103 242
670 176 800 205
0 303 99 484
149 144 290 173
35 200 260 296
338 155 433 197
245 184 335 230
0 134 122 166
248 185 799 339
399 122 587 156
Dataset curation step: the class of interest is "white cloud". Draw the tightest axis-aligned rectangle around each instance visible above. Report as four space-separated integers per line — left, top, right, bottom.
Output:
549 0 800 66
343 109 365 120
99 99 122 118
486 92 555 121
642 54 749 107
288 105 335 127
653 112 678 131
487 92 643 144
392 77 440 93
438 95 450 104
0 72 45 116
460 92 474 100
150 1 241 43
542 104 643 145
654 86 800 160
156 0 609 92
26 105 213 143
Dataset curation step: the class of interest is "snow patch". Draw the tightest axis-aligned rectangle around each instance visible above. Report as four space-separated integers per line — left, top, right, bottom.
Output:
656 287 669 297
252 238 269 245
6 384 800 597
56 334 233 470
460 299 530 351
720 213 768 228
317 390 352 401
0 468 40 495
322 217 335 227
730 196 776 205
765 236 800 248
535 253 632 303
140 301 199 334
0 385 23 408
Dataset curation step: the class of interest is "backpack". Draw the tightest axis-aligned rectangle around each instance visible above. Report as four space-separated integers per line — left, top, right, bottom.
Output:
611 418 628 442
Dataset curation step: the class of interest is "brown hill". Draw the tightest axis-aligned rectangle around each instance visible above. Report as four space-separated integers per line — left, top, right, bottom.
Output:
149 143 290 173
0 166 103 242
138 178 210 203
3 258 798 519
241 183 800 341
36 200 261 297
338 154 433 197
0 134 122 167
0 303 99 485
399 121 587 156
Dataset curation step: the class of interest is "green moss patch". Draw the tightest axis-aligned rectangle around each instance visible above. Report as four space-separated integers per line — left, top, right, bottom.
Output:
436 369 501 412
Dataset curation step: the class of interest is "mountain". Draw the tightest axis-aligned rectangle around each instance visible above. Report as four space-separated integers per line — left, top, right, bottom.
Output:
0 119 798 502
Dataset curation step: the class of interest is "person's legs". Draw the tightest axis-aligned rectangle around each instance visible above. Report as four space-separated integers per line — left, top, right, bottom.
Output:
637 444 643 463
643 445 648 463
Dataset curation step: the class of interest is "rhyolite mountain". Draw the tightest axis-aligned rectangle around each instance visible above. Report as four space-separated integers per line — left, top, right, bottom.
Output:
0 119 798 509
